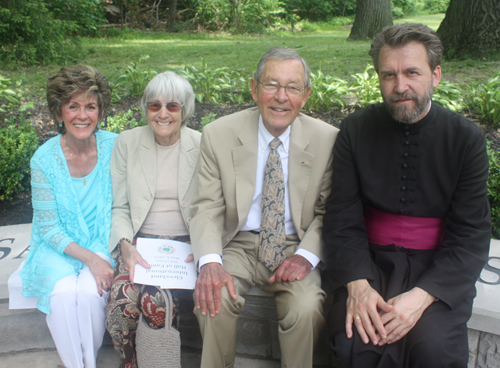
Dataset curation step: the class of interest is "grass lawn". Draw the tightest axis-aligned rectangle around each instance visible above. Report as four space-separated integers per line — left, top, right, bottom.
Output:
1 13 499 104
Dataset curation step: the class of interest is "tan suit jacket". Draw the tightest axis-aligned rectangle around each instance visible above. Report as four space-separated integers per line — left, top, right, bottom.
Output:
190 107 339 264
109 125 201 255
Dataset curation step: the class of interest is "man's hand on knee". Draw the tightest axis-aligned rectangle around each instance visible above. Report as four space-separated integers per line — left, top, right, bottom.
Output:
376 287 436 345
195 262 237 318
346 279 392 345
269 254 312 283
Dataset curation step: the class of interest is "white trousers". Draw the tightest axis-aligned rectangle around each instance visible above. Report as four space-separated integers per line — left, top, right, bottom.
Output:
46 253 111 368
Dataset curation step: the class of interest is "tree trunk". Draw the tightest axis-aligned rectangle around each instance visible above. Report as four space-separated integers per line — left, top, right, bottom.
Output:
232 0 242 33
168 0 177 31
348 0 393 41
437 0 500 59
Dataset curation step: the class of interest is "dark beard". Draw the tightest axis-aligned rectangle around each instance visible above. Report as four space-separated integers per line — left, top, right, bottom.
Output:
384 87 433 124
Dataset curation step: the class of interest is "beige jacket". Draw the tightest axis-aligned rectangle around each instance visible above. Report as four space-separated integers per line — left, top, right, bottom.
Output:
189 107 339 264
109 125 201 255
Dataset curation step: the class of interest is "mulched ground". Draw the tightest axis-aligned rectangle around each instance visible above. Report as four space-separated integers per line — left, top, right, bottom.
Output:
0 98 498 227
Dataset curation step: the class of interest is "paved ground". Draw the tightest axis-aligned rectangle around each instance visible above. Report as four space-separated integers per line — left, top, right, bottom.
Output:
0 345 281 368
2 224 500 367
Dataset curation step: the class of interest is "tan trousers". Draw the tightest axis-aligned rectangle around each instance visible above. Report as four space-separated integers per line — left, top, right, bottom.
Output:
194 232 326 368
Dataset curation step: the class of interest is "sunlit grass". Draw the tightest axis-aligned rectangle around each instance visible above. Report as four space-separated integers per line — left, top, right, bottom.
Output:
1 13 499 104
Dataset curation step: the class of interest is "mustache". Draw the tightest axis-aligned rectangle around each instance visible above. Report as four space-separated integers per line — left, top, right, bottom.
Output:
388 92 418 103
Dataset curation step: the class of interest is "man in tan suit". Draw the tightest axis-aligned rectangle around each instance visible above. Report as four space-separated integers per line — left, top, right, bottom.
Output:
190 47 339 368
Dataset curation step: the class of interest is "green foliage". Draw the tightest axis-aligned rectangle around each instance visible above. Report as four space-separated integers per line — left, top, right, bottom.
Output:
392 0 419 18
305 70 348 111
488 146 500 237
422 0 450 14
328 17 354 27
46 0 107 37
283 0 356 21
104 110 143 134
0 115 39 201
0 0 81 65
192 0 231 31
0 75 20 113
470 72 500 125
349 65 382 108
192 0 282 32
199 113 218 131
179 58 250 104
238 0 284 33
432 80 464 112
115 56 159 98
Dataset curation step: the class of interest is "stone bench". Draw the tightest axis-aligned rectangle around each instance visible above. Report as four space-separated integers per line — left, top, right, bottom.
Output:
1 224 499 367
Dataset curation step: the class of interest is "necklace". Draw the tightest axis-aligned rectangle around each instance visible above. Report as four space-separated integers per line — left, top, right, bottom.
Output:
63 137 73 157
63 136 89 186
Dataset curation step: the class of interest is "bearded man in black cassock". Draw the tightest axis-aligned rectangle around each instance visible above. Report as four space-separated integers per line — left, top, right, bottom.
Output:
323 23 491 368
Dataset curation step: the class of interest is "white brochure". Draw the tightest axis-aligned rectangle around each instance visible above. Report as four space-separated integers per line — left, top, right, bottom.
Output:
134 238 197 289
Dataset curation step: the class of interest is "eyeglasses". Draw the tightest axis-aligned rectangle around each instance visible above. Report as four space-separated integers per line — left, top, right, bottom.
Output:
146 101 184 112
256 80 305 96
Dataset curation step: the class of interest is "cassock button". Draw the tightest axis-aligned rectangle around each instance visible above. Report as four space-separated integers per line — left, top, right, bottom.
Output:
403 153 409 158
401 198 406 203
401 175 407 180
401 186 406 191
405 141 410 145
403 163 408 168
405 131 410 136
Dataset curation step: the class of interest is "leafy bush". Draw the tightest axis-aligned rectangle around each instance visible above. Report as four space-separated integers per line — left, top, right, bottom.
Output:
0 75 19 113
104 110 143 134
237 0 283 33
423 0 450 14
433 80 464 112
349 64 382 108
46 0 107 37
0 116 39 201
392 0 419 18
115 56 159 98
328 17 354 27
192 0 282 32
0 0 81 65
199 113 217 132
488 146 500 237
470 72 500 125
192 0 231 31
305 70 349 111
179 58 248 104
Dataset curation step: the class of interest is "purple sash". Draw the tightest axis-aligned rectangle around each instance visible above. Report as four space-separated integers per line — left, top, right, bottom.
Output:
363 205 445 250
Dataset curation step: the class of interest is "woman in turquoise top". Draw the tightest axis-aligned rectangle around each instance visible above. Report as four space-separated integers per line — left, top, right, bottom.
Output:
20 65 116 368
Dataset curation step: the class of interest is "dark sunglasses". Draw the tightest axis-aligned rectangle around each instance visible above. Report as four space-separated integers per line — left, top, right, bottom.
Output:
146 101 184 112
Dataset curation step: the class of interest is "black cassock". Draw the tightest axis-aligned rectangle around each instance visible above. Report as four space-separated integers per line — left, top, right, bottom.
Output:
323 102 491 368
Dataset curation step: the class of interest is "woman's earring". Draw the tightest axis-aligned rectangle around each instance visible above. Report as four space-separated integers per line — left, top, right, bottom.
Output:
58 123 63 127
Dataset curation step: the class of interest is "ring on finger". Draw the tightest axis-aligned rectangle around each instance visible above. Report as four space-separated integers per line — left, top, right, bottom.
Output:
354 315 361 320
103 282 107 286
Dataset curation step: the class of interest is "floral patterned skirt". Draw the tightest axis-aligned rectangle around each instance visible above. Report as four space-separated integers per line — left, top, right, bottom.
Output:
105 233 190 368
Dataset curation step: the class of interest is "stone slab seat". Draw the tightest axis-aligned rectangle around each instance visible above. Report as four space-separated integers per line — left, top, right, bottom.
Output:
2 224 500 367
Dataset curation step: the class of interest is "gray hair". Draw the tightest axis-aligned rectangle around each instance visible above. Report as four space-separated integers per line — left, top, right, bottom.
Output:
140 71 195 127
369 23 443 73
253 47 311 88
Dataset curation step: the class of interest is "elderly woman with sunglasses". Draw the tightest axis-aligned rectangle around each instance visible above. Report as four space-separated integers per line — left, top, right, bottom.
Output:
105 72 201 368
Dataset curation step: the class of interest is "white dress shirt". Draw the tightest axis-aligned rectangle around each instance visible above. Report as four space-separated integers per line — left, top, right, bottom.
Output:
199 116 320 270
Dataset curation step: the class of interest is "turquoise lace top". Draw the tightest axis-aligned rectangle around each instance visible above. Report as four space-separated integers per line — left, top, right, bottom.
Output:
20 130 117 314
